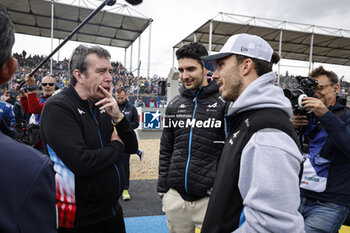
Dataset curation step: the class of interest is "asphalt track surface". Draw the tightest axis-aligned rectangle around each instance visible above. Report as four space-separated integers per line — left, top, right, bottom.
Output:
138 129 163 140
121 129 168 232
120 180 168 232
119 180 163 218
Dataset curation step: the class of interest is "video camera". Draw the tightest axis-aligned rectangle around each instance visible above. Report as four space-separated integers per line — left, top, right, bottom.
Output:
283 76 318 115
6 90 18 105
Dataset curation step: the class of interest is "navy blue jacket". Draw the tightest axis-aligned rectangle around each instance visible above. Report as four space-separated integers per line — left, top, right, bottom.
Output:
118 100 139 130
0 121 56 233
301 98 350 207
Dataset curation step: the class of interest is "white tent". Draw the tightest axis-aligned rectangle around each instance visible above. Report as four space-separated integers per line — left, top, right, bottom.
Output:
173 13 350 84
3 0 153 76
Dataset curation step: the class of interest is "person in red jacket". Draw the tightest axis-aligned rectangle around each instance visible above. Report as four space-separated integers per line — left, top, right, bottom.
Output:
147 97 158 108
19 74 56 151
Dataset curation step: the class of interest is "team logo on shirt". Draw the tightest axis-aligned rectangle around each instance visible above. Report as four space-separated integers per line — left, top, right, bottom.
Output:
207 102 218 112
208 102 217 108
245 118 250 127
229 130 240 145
77 108 86 115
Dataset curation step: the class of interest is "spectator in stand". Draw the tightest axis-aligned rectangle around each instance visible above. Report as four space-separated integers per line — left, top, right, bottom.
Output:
134 96 146 107
1 89 9 102
19 74 56 151
0 3 56 232
148 97 158 108
116 87 143 201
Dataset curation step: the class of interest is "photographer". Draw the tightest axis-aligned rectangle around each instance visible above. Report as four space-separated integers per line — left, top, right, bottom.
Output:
292 66 350 233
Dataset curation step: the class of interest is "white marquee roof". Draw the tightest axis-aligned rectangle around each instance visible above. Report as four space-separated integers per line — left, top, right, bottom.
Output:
3 0 152 48
174 13 350 66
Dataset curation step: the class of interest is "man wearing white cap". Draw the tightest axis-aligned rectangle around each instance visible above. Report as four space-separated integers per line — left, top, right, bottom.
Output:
201 33 305 233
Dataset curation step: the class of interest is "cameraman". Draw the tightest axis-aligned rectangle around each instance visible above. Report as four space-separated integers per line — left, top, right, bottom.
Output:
292 66 350 233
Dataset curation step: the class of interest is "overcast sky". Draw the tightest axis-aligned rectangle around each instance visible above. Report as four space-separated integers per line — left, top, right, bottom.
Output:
11 0 350 81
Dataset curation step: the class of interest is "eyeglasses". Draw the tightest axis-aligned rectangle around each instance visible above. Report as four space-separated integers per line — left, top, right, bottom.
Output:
316 84 333 92
42 83 55 87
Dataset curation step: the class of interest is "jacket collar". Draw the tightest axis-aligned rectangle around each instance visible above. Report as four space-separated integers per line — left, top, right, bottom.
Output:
179 79 219 98
67 85 94 111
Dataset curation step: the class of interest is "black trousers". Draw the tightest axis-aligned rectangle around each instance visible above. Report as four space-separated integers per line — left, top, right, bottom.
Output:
58 209 126 233
121 153 130 189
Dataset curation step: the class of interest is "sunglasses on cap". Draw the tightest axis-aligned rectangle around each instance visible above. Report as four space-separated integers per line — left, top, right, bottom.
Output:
42 83 55 87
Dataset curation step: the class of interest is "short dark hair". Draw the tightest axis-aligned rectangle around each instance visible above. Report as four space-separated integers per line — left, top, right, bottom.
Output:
176 42 208 68
116 87 126 94
0 3 15 68
69 45 111 86
235 52 280 76
310 66 338 84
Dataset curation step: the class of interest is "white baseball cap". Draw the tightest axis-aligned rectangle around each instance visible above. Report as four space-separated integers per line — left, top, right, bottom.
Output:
202 33 273 71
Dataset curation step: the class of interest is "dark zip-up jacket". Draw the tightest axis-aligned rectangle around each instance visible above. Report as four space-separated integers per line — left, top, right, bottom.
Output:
118 100 139 130
301 98 350 207
40 86 138 228
157 80 226 201
0 118 56 233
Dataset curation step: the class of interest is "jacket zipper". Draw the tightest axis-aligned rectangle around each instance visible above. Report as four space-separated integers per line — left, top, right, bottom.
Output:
89 106 121 216
185 88 202 193
224 114 230 138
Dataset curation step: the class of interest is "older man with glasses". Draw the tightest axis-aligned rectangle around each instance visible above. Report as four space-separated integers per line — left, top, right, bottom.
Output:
19 75 57 151
292 66 350 233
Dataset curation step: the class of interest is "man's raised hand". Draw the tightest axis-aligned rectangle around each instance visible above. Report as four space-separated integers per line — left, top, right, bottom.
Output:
95 85 122 120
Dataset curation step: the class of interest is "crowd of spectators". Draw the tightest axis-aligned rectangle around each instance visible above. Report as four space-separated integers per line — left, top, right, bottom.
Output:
0 51 168 98
0 51 168 144
2 52 349 110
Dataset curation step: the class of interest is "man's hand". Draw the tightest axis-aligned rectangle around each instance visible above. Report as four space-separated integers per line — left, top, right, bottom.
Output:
19 89 27 98
301 97 329 117
95 85 122 120
291 115 308 128
25 74 36 87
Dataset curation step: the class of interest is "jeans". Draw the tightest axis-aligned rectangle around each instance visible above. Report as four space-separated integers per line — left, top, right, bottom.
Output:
298 196 349 233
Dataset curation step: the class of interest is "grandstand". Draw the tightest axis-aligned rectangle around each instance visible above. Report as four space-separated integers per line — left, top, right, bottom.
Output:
0 51 167 104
